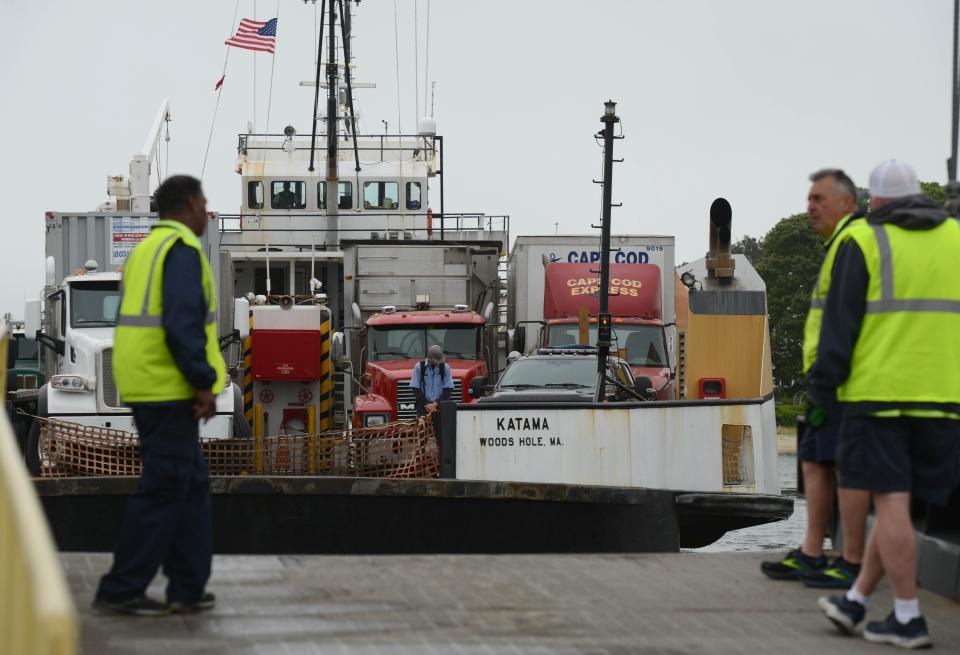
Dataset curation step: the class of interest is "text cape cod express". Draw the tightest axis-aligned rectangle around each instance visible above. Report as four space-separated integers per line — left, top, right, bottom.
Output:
477 416 564 448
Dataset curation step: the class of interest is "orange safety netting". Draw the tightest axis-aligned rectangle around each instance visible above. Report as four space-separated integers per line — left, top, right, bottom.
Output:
37 415 438 479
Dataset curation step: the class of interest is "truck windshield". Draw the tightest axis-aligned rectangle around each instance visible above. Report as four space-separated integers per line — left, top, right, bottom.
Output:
368 325 481 361
547 323 668 367
498 358 597 389
71 281 121 328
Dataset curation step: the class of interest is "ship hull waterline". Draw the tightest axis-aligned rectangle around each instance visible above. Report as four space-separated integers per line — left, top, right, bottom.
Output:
35 476 791 553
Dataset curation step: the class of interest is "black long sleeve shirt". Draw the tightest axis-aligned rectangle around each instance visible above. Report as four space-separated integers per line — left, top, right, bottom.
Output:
160 241 218 392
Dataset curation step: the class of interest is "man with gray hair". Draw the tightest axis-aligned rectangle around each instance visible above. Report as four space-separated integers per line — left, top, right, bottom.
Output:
762 169 869 589
812 159 960 648
410 344 454 438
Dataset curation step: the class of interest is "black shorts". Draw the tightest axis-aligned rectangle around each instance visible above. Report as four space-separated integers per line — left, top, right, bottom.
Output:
837 414 960 506
798 395 841 465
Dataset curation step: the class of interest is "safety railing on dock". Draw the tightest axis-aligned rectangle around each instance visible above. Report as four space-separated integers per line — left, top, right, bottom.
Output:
36 415 439 480
0 326 77 655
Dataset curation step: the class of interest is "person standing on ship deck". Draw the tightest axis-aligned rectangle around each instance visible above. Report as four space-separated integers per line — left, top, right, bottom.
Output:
813 159 960 649
410 344 453 441
762 169 870 588
93 175 224 617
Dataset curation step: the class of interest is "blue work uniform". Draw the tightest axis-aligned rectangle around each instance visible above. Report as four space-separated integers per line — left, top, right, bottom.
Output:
409 359 454 416
96 240 217 605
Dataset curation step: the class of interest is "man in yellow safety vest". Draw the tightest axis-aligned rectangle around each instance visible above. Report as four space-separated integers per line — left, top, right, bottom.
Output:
762 169 869 589
93 175 225 616
813 160 960 648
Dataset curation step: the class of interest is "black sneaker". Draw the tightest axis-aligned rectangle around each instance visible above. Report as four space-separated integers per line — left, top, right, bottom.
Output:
169 592 216 614
92 594 171 617
802 557 861 589
761 548 827 580
864 612 932 649
818 594 866 635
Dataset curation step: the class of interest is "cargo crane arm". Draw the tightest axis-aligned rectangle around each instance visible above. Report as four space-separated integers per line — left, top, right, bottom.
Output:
129 99 171 213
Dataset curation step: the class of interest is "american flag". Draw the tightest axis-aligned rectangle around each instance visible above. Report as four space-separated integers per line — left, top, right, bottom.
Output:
225 17 278 54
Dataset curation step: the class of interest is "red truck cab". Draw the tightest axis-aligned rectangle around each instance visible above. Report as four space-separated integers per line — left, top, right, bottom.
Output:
541 262 673 400
353 307 490 427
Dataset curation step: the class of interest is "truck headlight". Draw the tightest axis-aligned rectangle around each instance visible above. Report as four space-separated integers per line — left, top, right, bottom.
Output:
51 374 90 392
363 414 388 427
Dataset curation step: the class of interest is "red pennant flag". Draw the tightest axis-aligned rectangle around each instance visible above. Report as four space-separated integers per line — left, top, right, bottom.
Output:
214 74 225 91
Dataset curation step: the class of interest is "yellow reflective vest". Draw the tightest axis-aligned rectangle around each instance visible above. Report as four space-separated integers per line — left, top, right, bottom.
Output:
837 218 960 405
113 220 226 403
802 213 863 374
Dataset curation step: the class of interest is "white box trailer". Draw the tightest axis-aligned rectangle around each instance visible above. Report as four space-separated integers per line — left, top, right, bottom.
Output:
507 234 676 358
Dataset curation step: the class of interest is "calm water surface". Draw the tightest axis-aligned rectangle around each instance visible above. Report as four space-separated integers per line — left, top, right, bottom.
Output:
693 454 807 553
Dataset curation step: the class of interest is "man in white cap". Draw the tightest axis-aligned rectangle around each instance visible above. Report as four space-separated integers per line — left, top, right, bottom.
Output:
810 159 960 648
409 344 454 437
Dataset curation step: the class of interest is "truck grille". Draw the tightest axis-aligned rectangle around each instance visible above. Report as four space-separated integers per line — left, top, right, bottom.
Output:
395 379 463 420
100 348 120 408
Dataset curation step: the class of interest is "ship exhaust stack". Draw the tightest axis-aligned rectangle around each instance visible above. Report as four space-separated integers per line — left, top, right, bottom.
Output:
706 197 735 284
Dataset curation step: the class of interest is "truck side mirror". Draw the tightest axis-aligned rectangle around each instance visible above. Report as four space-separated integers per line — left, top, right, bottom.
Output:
332 331 346 365
634 375 657 401
469 376 489 399
24 298 42 341
233 298 250 340
514 326 526 353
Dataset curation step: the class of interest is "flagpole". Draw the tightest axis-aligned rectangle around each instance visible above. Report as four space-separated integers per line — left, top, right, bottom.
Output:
201 0 242 180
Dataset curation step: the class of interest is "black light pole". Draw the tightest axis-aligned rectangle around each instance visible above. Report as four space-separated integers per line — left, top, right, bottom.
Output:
947 0 960 214
596 100 620 401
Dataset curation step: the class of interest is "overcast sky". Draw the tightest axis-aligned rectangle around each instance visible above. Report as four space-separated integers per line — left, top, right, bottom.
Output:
0 0 953 312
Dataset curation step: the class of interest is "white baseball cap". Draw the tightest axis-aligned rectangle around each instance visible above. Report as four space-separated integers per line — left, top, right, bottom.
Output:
869 159 921 199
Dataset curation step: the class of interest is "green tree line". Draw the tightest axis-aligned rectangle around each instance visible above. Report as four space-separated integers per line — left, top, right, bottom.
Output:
733 181 947 396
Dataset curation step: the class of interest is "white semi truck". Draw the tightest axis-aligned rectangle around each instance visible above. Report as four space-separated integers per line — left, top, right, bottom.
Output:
12 100 248 475
17 214 248 475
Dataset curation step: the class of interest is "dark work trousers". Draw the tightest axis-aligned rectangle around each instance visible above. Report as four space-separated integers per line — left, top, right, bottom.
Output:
95 404 212 604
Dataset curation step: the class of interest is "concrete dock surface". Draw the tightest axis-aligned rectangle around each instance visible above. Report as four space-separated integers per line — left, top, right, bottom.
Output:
64 552 960 655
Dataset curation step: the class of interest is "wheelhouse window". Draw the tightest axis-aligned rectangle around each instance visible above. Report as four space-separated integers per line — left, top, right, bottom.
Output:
406 182 422 210
318 181 354 209
363 181 400 210
71 281 121 328
247 181 264 209
271 181 306 209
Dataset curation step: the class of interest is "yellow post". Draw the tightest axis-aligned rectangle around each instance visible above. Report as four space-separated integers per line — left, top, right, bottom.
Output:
243 311 254 427
253 403 264 474
578 307 590 345
0 325 78 655
307 404 317 474
318 318 333 431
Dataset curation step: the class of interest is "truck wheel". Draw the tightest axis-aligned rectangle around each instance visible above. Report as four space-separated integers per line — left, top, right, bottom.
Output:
232 384 252 438
25 420 41 476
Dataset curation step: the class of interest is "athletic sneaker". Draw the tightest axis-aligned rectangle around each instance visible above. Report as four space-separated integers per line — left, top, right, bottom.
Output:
864 612 932 649
92 594 171 617
169 592 216 614
760 548 828 580
818 594 866 635
801 556 861 588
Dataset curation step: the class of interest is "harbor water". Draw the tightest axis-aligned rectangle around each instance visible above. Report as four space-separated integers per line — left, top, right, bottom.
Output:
694 454 806 553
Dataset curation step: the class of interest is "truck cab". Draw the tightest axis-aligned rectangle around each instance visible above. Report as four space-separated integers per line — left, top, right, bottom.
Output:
352 305 490 428
528 262 674 400
22 261 237 473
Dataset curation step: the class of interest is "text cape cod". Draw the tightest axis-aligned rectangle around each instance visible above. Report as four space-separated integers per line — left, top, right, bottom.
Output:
478 416 564 448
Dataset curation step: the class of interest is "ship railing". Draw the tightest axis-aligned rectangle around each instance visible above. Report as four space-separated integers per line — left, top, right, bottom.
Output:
217 212 509 248
238 132 438 158
0 325 77 655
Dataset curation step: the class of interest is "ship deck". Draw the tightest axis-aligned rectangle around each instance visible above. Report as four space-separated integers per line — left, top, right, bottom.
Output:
65 551 960 654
